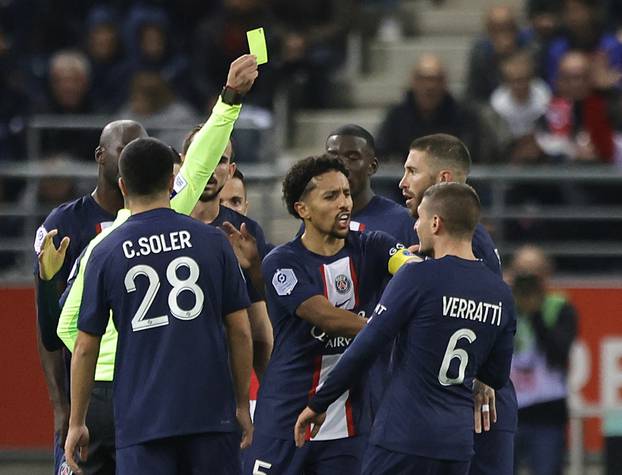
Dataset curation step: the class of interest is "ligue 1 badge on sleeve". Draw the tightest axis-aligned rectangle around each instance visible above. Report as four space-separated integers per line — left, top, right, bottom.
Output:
272 268 297 296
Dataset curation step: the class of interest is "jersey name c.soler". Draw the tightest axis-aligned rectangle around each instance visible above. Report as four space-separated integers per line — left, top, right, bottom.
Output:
310 256 360 441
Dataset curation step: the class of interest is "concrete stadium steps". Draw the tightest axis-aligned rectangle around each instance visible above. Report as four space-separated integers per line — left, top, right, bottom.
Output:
292 109 385 149
368 36 472 86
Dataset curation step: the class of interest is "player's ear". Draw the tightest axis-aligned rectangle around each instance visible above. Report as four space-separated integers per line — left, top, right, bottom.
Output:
368 156 379 177
95 146 104 164
294 201 309 220
118 177 128 199
431 214 442 235
229 162 237 179
438 170 453 183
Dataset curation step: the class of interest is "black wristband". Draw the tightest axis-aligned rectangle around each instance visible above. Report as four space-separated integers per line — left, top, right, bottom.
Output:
221 86 244 105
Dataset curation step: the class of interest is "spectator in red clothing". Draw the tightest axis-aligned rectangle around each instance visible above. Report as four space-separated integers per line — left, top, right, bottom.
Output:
535 50 622 163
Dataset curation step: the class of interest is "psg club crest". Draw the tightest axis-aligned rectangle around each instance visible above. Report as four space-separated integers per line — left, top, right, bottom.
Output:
58 461 73 475
334 274 351 294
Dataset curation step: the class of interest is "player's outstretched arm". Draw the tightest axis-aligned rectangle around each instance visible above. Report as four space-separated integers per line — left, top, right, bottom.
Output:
297 295 367 337
172 55 258 216
224 308 254 448
65 331 101 474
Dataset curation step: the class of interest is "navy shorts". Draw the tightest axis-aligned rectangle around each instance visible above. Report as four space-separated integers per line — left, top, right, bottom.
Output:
362 444 470 475
243 433 365 475
55 382 115 475
469 430 514 475
117 432 240 475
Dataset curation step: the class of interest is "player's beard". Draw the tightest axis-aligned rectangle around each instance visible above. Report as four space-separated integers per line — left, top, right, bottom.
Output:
199 182 225 202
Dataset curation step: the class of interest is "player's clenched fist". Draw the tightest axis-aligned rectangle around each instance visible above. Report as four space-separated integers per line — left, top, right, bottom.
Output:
226 54 259 95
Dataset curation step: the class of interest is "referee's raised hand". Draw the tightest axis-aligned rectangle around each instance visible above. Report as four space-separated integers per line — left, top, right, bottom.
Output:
225 54 259 95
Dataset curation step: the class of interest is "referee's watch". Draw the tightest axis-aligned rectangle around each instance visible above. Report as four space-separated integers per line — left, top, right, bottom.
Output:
220 86 244 106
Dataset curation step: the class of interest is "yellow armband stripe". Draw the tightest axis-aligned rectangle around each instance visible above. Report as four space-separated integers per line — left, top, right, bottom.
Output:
388 248 415 275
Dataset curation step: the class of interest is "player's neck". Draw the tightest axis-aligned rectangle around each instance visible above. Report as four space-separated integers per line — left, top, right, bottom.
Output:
433 238 476 261
92 182 124 216
191 198 220 224
301 225 345 256
126 193 171 215
352 187 374 215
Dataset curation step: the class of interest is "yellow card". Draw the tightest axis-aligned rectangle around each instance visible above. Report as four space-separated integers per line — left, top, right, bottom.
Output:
247 27 268 65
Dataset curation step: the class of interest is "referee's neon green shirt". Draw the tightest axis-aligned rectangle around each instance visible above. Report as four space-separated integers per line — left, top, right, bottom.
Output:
57 98 241 381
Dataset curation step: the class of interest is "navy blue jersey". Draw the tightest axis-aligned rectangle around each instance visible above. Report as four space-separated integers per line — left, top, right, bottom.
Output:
310 257 516 462
255 231 400 441
210 205 268 303
78 208 251 448
349 196 417 245
34 194 115 284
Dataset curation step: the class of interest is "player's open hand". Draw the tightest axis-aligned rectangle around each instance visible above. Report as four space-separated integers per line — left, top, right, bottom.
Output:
222 222 260 270
226 55 259 96
236 404 254 449
64 424 90 474
38 229 70 281
294 406 326 447
473 379 497 433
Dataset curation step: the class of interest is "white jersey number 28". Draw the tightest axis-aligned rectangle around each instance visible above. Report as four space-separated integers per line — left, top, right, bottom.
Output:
124 256 204 332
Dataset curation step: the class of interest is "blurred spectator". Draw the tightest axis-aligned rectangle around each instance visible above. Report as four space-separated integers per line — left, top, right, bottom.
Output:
35 50 99 160
84 6 131 113
193 0 279 112
509 245 578 475
524 0 563 78
491 52 551 163
0 27 29 161
535 51 622 163
271 0 354 108
545 0 622 86
124 5 193 104
36 155 79 205
466 5 524 103
118 71 196 150
376 54 499 163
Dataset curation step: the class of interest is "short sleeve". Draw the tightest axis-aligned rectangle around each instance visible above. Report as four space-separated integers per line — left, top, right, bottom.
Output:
261 251 323 316
77 247 111 336
33 209 67 278
220 235 252 316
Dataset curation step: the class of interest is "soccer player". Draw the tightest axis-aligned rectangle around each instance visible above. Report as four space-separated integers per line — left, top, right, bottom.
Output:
34 119 147 475
325 124 417 244
187 136 272 380
221 167 249 215
295 182 516 475
398 134 517 475
64 137 253 474
48 54 258 474
244 155 414 475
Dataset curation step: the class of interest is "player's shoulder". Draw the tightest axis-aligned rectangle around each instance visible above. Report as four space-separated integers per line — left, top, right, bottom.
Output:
373 195 410 216
42 194 90 227
219 206 264 235
262 240 300 268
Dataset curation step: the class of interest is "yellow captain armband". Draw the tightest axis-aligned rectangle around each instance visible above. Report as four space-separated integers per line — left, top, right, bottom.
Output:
388 247 423 275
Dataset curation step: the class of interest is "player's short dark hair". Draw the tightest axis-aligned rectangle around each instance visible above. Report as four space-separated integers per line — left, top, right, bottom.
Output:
119 137 175 196
181 124 203 155
410 134 471 176
422 182 480 238
327 124 376 152
282 154 349 219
